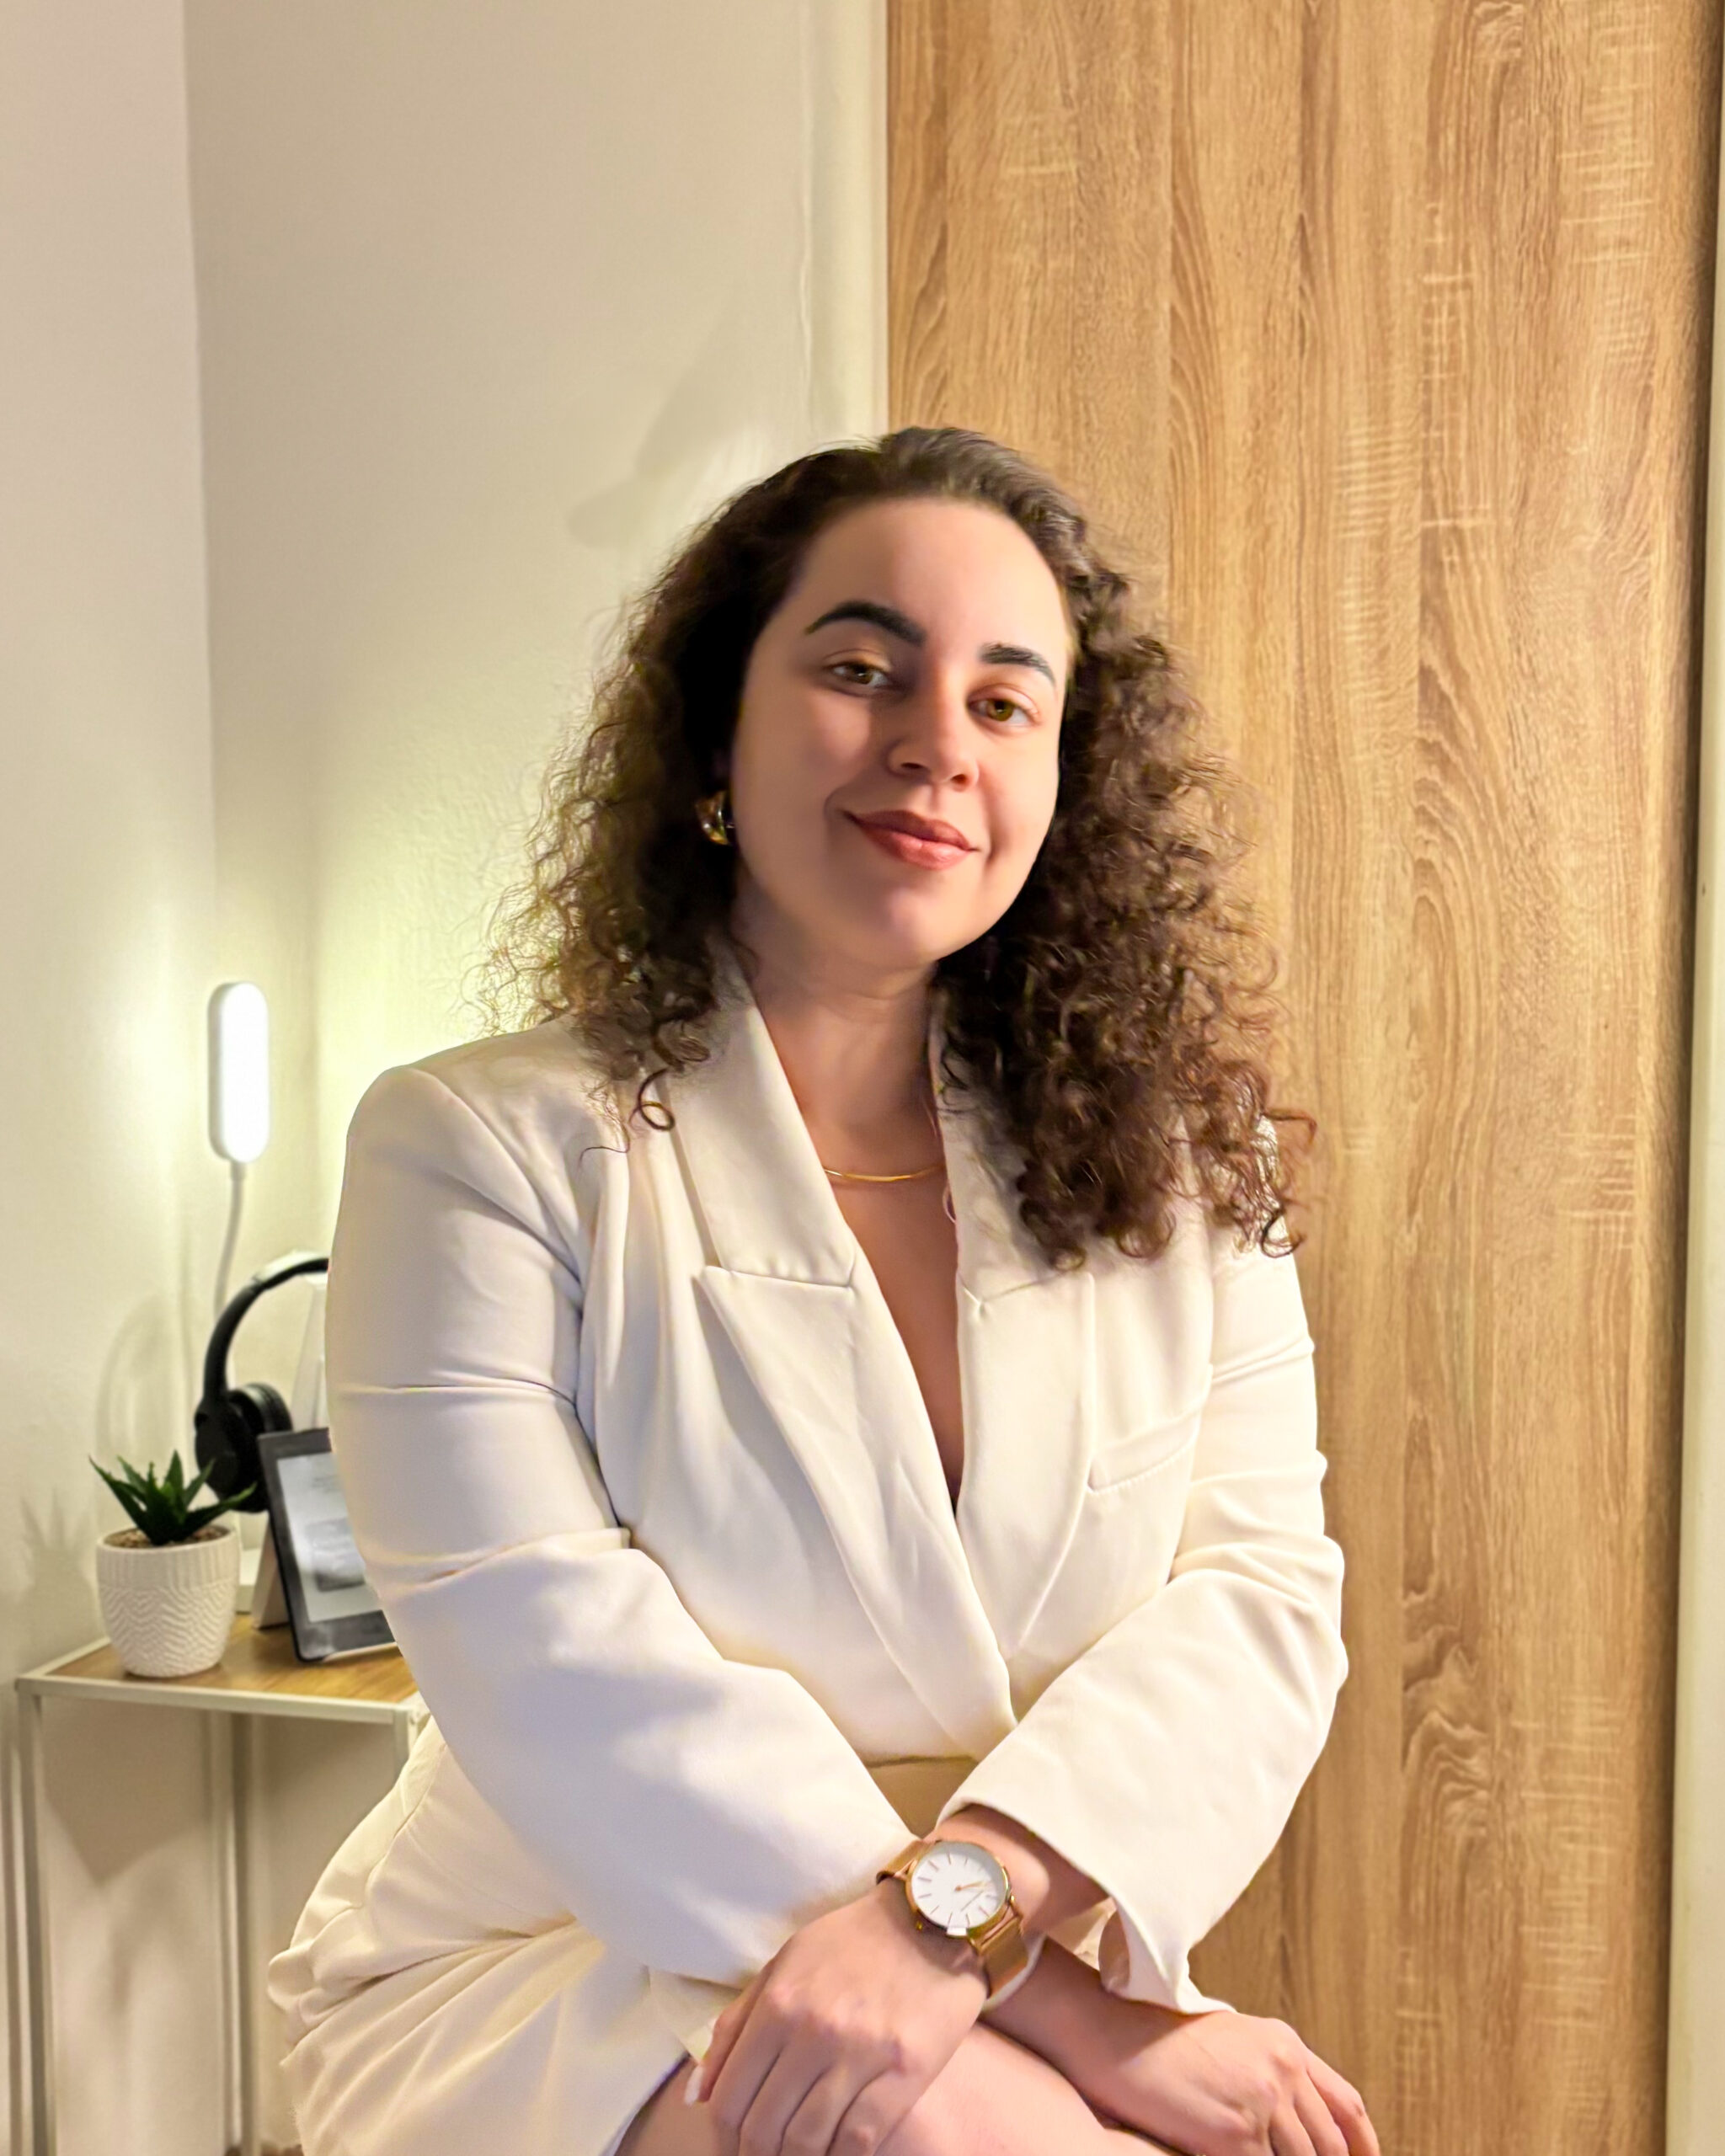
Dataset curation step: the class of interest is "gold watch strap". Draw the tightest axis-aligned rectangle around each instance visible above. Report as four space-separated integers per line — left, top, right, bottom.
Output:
877 1837 927 1888
967 1898 1031 1995
875 1838 1031 1999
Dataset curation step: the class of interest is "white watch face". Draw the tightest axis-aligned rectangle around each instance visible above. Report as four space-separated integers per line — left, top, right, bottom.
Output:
908 1841 1008 1935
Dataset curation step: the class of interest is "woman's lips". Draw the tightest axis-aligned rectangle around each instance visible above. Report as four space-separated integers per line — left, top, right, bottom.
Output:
846 811 975 869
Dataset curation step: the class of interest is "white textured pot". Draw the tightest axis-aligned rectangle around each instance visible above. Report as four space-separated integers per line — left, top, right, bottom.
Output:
94 1520 240 1678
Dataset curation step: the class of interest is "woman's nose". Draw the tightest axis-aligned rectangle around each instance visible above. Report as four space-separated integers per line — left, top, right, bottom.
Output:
884 680 979 788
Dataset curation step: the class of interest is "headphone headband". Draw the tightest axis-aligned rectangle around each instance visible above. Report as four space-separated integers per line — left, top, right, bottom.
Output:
195 1251 332 1504
200 1249 329 1409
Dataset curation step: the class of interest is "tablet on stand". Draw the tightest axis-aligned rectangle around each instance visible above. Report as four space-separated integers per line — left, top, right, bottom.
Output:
254 1426 395 1662
250 1509 291 1630
251 1276 328 1637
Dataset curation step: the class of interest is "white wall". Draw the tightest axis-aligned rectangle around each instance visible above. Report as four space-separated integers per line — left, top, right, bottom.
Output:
185 0 886 1261
3 4 884 2151
0 4 229 2153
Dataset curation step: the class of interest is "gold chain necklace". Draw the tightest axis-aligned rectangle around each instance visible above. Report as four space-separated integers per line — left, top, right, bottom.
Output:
819 1093 946 1186
821 1157 945 1185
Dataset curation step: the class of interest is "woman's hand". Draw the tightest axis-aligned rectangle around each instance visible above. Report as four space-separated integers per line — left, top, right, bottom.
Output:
689 1877 986 2154
1081 2001 1381 2156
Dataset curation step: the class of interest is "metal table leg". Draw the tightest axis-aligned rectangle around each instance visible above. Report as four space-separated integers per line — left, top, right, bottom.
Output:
232 1712 260 2156
19 1687 56 2156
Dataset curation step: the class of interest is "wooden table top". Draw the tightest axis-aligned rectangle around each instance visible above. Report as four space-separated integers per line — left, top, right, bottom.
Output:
27 1614 420 1706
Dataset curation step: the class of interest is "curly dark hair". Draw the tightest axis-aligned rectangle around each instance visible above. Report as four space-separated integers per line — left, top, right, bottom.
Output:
479 424 1316 1267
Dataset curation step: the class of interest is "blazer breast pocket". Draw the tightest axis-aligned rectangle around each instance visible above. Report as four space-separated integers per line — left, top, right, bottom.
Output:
1086 1403 1204 1492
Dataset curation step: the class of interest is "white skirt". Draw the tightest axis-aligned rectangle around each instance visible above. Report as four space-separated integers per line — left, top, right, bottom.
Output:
268 1731 1111 2156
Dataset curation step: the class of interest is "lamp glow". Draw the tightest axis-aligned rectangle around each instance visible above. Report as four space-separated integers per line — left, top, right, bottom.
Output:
208 982 270 1163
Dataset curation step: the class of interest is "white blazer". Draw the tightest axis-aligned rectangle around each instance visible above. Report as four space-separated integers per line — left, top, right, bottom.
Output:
267 947 1347 2156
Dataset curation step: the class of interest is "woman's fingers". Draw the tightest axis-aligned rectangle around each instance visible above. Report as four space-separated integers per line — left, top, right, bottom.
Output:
781 2060 890 2156
1269 2105 1320 2156
703 1999 901 2155
1290 2075 1349 2156
1302 2053 1381 2156
730 2044 848 2153
692 1967 767 2103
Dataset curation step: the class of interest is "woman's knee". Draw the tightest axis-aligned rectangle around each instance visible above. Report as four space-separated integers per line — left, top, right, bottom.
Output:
881 2020 1120 2156
617 2025 1124 2156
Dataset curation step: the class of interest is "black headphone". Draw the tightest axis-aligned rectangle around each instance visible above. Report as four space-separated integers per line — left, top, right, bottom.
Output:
193 1250 330 1508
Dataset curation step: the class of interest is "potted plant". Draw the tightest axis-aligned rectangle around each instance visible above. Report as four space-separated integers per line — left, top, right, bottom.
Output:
89 1449 255 1678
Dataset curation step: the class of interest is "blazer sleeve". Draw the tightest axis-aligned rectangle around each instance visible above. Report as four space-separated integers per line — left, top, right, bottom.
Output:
323 1060 915 2001
930 1150 1348 2016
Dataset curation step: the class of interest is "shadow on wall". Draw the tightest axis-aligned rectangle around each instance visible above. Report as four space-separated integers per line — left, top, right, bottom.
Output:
10 1289 184 1677
563 280 814 587
0 1285 195 2151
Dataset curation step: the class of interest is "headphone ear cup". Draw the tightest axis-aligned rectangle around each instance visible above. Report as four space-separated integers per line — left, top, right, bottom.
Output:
194 1383 291 1509
193 1394 242 1498
238 1380 293 1436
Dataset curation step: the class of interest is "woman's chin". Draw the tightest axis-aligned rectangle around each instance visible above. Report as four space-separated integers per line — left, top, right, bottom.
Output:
731 877 1001 981
828 911 991 979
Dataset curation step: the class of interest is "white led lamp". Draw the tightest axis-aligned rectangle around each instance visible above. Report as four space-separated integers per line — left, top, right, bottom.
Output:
208 981 270 1164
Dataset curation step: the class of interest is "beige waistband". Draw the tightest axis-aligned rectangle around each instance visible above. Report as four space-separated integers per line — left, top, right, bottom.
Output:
865 1755 977 1838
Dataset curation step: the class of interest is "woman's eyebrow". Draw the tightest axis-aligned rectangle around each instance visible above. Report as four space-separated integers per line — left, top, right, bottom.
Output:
802 599 1056 686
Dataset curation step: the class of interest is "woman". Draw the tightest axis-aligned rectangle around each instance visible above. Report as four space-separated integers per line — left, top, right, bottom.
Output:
268 427 1379 2156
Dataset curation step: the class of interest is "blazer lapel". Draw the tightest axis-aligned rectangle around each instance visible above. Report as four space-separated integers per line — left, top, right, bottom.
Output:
934 1025 1097 1663
665 951 1097 1746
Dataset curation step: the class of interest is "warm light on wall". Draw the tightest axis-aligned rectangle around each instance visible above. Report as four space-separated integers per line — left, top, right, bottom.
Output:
207 981 270 1165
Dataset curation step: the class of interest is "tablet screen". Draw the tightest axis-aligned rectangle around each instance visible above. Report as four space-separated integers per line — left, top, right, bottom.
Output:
258 1427 395 1659
275 1449 376 1619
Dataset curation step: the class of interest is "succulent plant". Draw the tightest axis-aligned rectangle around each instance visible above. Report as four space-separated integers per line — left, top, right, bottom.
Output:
89 1449 256 1548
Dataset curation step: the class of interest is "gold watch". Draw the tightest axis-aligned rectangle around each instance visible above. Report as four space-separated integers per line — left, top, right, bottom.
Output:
876 1837 1032 2002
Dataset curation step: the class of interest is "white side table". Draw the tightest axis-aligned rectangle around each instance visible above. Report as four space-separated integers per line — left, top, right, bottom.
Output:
17 1615 427 2156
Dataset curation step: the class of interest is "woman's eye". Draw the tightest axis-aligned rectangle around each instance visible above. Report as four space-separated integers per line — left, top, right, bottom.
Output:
825 663 1031 724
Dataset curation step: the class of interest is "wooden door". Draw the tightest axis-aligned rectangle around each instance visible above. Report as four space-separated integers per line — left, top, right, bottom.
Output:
889 5 1721 2148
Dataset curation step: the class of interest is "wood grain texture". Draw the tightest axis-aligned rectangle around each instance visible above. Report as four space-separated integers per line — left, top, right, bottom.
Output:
889 3 1719 2148
49 1617 418 1704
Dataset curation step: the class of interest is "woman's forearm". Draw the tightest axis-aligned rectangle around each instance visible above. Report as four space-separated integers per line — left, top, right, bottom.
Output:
980 1935 1103 2063
928 1801 1107 1938
981 1938 1186 2105
922 1801 1188 2107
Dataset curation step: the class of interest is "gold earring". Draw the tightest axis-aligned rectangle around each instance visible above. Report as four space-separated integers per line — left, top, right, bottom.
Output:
696 787 736 847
